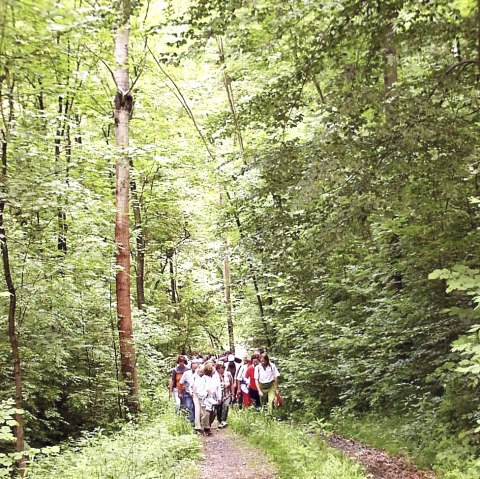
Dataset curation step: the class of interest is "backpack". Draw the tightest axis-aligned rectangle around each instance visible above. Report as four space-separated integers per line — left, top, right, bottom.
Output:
172 368 186 395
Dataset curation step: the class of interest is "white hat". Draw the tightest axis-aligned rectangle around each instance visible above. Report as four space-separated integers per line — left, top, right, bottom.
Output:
228 354 235 362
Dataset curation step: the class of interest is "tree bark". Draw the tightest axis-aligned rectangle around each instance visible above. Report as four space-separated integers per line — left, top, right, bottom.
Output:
130 167 146 310
223 249 235 352
55 95 68 255
0 72 26 476
114 13 139 415
167 249 179 304
216 36 245 159
383 22 397 90
477 0 480 77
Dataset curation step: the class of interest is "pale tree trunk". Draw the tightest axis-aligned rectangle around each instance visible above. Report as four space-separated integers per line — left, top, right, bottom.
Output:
114 3 139 415
383 22 397 111
216 36 244 157
216 37 271 346
0 70 26 476
223 250 235 352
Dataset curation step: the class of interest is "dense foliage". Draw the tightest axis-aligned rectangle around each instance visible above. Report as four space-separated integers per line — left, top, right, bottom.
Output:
179 0 480 472
0 0 225 449
2 0 480 476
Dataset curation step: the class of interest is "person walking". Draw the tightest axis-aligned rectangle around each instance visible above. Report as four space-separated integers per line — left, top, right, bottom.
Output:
215 360 235 428
197 361 221 435
254 353 280 414
168 355 189 413
179 358 199 426
236 355 252 409
246 353 261 408
191 364 204 432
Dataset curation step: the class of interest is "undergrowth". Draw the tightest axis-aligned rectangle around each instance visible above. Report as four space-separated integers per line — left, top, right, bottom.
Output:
326 409 480 479
27 392 200 479
229 409 367 479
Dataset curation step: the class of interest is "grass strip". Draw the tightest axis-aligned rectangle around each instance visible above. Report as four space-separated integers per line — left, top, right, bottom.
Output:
229 410 367 479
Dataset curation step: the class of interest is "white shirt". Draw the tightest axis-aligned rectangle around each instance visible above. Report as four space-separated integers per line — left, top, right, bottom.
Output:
236 363 248 381
254 362 280 384
179 369 193 389
236 363 249 394
197 374 221 405
190 371 203 395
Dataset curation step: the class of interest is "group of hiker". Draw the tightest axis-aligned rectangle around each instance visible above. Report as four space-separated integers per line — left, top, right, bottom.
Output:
168 351 281 435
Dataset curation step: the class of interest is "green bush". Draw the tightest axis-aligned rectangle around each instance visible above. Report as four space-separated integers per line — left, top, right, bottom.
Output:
27 400 200 479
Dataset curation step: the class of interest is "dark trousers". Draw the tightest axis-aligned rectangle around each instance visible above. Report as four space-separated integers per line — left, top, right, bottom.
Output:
182 392 194 425
216 397 231 423
249 388 261 408
237 391 243 409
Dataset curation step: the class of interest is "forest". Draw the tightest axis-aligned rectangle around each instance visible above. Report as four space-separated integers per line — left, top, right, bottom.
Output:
1 0 480 477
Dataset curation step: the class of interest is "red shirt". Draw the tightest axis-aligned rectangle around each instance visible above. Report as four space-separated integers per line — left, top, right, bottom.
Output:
245 364 257 391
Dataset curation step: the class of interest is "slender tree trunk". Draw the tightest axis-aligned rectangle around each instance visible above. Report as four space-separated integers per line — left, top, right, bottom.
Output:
215 38 271 344
0 72 26 476
224 191 271 347
109 276 124 419
167 249 178 304
223 249 235 352
55 95 68 255
149 57 270 342
113 5 139 415
382 19 402 291
216 36 245 158
130 165 146 310
383 24 397 89
477 0 480 77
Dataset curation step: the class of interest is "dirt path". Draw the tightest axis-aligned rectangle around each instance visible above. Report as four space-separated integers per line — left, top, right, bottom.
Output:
198 428 277 479
198 426 436 479
328 435 437 479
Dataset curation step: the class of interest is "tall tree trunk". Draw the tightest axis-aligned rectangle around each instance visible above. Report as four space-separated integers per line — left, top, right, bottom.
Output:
223 249 235 352
382 19 402 291
0 71 26 476
477 0 480 77
55 95 68 255
167 249 178 304
216 37 270 344
149 56 270 343
130 165 146 310
109 276 124 419
113 3 139 415
216 36 245 158
383 20 397 120
224 194 272 348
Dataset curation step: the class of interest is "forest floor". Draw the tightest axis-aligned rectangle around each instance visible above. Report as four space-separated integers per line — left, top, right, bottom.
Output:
198 427 277 479
328 435 437 479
